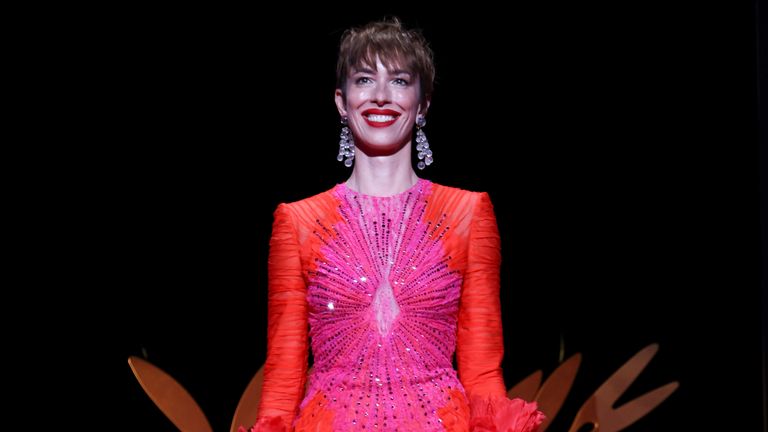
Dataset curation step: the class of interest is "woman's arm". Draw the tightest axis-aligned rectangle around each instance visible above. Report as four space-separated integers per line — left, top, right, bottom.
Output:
456 192 544 432
252 203 309 431
456 192 507 399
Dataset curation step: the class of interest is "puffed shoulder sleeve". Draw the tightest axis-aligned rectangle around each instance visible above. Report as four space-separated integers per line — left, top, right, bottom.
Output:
457 193 544 432
246 203 309 432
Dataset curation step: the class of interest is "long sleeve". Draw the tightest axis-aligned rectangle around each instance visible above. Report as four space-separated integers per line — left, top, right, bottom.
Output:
457 192 506 399
457 193 545 432
251 203 309 431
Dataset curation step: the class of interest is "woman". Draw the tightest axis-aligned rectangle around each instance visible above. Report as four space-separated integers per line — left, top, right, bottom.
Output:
244 18 544 432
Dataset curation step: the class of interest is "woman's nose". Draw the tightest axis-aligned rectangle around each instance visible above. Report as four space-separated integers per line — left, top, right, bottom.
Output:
372 85 391 106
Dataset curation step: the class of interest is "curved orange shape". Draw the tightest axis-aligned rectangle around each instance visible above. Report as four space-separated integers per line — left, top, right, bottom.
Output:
535 353 581 432
128 356 212 432
568 344 679 432
231 364 265 432
508 370 543 402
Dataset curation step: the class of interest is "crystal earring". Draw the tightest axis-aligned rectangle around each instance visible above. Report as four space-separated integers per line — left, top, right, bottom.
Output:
415 115 432 170
337 116 355 167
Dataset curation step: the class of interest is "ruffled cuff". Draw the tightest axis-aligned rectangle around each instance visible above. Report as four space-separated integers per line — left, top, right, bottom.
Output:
468 394 546 432
238 416 287 432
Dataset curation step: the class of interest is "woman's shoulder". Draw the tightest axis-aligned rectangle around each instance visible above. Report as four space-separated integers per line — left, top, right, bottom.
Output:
429 181 492 207
430 181 485 196
273 184 341 223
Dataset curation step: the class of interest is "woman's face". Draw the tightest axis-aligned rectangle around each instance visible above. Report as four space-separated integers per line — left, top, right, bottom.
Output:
335 57 428 156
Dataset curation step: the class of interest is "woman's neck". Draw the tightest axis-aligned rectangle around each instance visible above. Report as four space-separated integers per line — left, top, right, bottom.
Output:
345 143 419 196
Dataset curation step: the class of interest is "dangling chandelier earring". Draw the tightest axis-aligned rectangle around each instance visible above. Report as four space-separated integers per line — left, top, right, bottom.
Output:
337 116 355 167
415 115 432 170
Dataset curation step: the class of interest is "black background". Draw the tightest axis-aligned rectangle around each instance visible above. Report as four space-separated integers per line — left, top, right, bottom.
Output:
108 4 763 431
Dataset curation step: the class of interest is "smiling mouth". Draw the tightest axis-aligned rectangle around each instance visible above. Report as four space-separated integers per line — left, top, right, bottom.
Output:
362 109 400 128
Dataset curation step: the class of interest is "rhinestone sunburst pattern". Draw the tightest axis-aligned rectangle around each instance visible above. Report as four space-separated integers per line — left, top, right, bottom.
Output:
299 179 467 431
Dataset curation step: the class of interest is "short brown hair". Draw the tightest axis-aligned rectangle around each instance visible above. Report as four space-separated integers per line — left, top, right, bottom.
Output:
336 17 435 106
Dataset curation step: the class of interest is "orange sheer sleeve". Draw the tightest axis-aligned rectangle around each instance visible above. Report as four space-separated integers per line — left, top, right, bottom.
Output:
457 193 544 432
251 203 309 431
457 192 507 399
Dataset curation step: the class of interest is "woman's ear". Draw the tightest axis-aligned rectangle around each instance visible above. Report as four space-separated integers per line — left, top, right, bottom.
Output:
419 99 431 117
335 89 347 117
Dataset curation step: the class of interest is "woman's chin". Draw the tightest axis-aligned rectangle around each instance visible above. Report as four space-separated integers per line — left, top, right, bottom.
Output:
355 142 407 157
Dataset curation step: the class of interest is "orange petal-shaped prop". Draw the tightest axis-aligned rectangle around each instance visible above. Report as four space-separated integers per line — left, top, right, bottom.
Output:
535 353 581 432
231 364 265 432
507 370 542 402
128 356 212 432
568 344 679 432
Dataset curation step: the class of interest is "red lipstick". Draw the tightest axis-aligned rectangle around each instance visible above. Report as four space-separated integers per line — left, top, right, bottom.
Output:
361 109 401 128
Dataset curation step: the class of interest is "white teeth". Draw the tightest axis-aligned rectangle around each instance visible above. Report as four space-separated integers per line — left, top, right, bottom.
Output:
366 114 396 122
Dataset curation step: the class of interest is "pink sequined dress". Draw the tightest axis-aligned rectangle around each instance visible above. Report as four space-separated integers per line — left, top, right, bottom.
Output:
245 179 544 432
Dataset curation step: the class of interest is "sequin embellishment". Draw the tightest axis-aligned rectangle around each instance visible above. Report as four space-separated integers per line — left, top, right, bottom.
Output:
300 179 467 431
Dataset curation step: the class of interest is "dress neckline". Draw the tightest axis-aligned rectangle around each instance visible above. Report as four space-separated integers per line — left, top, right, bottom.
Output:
337 178 428 199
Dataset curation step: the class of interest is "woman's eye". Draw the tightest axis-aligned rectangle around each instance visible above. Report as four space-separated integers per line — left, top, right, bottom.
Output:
355 77 372 85
393 78 409 86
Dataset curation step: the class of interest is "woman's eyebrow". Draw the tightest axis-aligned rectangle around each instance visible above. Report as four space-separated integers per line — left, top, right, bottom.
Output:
351 67 376 75
351 68 412 77
390 69 412 76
